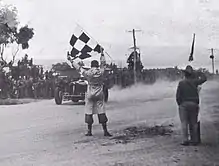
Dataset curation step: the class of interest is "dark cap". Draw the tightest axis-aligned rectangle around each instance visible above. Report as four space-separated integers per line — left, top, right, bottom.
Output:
91 60 99 68
183 65 193 74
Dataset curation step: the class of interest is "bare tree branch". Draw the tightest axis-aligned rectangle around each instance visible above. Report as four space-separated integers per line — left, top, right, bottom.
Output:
0 44 7 70
0 44 6 62
11 44 19 65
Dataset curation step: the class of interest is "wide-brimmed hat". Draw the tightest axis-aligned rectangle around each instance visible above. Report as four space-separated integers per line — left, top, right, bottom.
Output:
183 65 193 74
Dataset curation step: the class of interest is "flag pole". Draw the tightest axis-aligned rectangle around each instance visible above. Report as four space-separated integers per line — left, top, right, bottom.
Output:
189 33 195 62
75 23 113 61
210 48 215 74
75 23 99 44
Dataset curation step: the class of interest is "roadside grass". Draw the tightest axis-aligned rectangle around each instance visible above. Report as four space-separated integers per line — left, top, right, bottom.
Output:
0 98 40 105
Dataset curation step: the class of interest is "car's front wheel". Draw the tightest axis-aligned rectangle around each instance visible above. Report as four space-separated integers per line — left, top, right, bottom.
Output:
55 87 63 105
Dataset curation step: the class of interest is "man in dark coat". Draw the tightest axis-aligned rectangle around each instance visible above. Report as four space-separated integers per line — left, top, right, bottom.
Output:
176 65 207 146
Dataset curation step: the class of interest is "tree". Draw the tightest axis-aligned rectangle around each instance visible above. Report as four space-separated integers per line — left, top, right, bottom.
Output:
127 51 143 72
0 3 34 69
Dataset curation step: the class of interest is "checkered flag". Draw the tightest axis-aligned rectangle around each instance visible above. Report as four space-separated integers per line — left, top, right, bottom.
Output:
68 26 104 60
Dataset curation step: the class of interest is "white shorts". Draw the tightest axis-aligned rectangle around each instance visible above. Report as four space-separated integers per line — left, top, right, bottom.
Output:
85 98 106 115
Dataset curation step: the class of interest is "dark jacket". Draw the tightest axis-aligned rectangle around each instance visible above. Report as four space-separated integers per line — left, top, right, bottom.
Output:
176 73 207 105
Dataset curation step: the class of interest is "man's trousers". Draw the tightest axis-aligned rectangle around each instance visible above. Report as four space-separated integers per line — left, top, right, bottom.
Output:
179 101 199 143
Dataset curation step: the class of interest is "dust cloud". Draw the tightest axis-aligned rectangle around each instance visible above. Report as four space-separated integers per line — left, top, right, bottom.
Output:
109 79 218 106
109 80 178 103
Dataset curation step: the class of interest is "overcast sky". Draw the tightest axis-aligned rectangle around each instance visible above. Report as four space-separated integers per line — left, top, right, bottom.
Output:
2 0 219 70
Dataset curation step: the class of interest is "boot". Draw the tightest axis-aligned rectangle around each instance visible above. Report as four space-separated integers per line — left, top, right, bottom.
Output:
102 123 112 137
85 124 92 136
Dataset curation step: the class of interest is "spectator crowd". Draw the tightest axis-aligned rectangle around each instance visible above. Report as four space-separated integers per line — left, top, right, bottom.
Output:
0 54 216 100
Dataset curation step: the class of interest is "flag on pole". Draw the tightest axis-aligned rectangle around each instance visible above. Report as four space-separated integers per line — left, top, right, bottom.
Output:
189 33 196 61
68 26 104 60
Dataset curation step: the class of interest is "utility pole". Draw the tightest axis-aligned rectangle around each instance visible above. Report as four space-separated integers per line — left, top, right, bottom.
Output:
127 29 142 84
210 48 215 74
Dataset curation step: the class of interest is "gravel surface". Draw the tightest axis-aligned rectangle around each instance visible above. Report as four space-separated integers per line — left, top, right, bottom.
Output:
0 80 218 166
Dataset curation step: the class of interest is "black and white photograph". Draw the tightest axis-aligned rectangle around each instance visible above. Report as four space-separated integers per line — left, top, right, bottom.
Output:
0 0 219 165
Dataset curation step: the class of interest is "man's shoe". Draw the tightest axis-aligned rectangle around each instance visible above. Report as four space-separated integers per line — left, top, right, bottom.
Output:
190 141 199 146
85 132 92 136
102 123 112 137
85 124 92 136
180 141 190 146
104 131 112 137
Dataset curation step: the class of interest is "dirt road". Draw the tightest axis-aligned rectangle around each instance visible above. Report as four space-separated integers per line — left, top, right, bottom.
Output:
0 80 218 166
